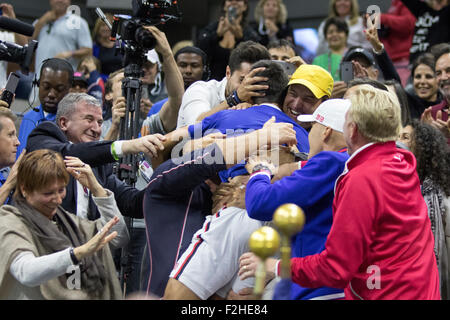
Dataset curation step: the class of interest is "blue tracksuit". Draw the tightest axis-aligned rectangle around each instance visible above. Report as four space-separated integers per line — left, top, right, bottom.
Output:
245 149 349 300
17 105 55 158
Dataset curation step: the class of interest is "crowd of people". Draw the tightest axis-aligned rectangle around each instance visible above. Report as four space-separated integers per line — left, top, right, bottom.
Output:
0 0 449 300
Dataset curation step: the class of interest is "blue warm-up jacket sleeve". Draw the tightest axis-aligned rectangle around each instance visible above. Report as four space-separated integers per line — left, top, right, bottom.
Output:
245 152 347 221
146 143 227 196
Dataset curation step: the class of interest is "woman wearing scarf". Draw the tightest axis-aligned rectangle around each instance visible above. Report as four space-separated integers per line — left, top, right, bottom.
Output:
399 119 450 299
0 149 128 299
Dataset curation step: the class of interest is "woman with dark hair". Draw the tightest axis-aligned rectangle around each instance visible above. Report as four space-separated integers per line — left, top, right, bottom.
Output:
0 149 129 299
399 119 450 299
196 0 261 80
364 19 442 119
313 17 349 81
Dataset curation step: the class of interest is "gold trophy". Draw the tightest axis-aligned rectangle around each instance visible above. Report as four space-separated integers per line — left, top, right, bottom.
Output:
273 203 305 279
249 226 280 298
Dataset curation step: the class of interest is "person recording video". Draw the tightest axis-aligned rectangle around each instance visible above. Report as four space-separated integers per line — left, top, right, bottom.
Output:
196 0 261 81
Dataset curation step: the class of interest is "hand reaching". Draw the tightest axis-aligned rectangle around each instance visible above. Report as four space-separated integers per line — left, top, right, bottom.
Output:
364 13 383 53
65 156 107 197
73 216 119 261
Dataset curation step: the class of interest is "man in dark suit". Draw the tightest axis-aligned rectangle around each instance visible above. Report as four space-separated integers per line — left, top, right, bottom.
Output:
26 92 166 220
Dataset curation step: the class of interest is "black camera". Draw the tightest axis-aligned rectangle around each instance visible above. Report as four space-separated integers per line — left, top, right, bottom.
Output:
108 0 181 66
0 40 37 75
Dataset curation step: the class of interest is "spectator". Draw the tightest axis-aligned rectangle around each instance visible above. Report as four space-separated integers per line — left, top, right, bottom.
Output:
143 119 296 298
69 72 88 94
399 119 450 299
177 41 271 128
144 46 209 120
105 27 183 140
17 58 74 158
267 39 296 62
378 0 416 86
32 0 92 72
239 99 350 300
92 14 124 82
186 60 310 181
313 17 349 81
286 85 440 299
410 54 442 115
421 44 450 144
281 64 334 131
401 0 449 65
140 49 168 118
250 0 293 47
0 149 128 299
316 0 370 56
341 46 379 81
0 107 22 205
77 56 105 102
364 16 442 119
25 93 166 219
196 0 261 81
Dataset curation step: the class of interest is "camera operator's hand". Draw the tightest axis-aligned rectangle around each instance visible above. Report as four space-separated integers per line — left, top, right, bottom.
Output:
0 3 17 18
235 67 269 104
122 134 167 158
142 26 172 58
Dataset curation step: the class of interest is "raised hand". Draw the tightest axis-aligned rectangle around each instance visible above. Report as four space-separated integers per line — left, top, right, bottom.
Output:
236 67 269 104
64 156 107 197
73 216 119 261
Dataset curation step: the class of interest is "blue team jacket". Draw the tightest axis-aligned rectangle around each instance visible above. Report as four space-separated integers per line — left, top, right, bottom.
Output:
17 105 55 158
245 149 349 300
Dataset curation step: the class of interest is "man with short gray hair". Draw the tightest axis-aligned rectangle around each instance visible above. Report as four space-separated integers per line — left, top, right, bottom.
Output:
25 92 166 220
0 107 21 204
287 85 440 299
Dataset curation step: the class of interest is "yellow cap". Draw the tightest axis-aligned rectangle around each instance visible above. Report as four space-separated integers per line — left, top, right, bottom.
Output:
288 64 334 99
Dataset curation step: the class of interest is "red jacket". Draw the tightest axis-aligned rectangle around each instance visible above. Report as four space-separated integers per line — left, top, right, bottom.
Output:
290 142 440 300
380 0 416 62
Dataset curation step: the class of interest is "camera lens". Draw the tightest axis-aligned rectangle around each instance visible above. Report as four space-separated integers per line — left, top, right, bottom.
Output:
135 27 156 50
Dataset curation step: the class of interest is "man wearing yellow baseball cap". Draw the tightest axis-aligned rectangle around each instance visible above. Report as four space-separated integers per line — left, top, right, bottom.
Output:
282 64 334 130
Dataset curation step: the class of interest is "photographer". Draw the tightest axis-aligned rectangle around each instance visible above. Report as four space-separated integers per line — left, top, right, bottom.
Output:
196 0 260 81
105 26 183 140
